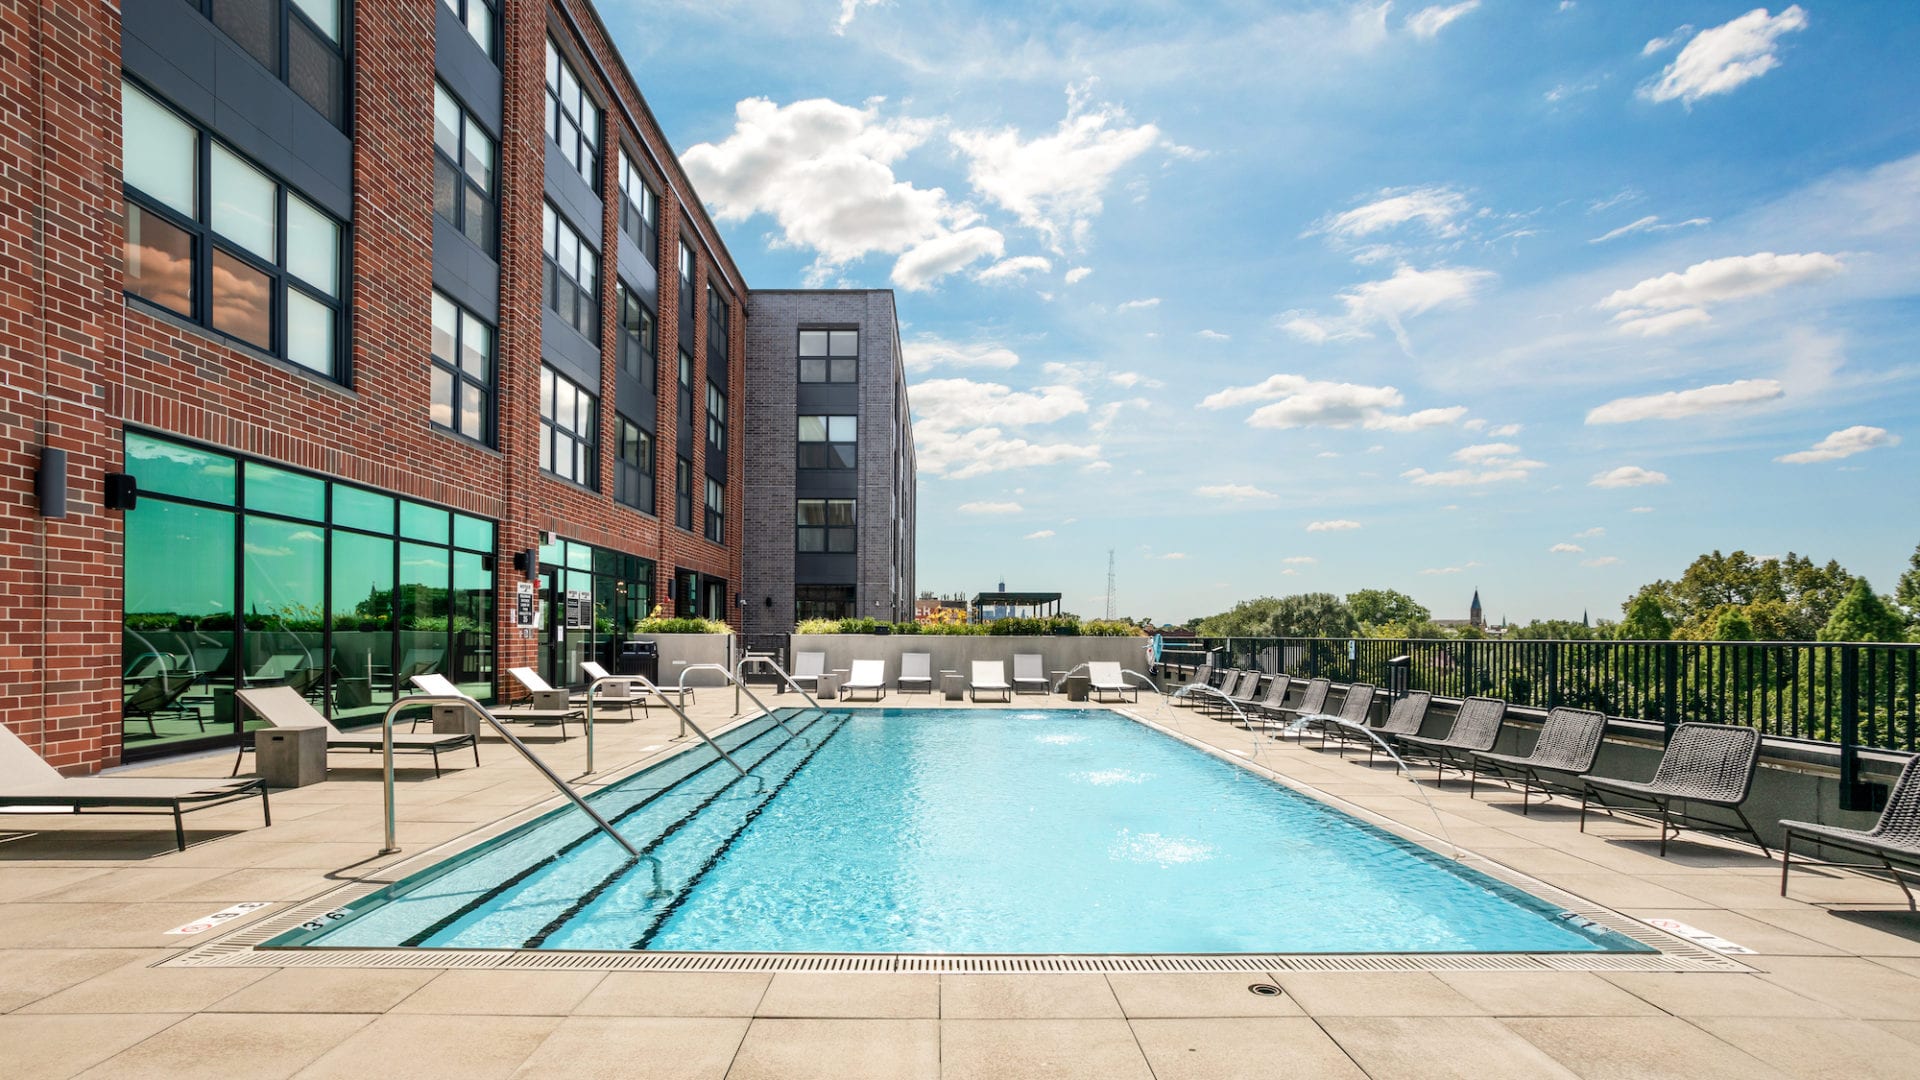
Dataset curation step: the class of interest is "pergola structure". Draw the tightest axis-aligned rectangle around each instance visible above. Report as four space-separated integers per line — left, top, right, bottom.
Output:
970 591 1064 623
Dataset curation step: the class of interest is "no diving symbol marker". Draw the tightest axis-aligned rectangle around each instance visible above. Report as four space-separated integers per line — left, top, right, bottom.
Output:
164 901 271 936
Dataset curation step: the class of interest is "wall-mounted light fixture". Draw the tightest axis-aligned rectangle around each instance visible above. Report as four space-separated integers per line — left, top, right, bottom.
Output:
37 449 68 518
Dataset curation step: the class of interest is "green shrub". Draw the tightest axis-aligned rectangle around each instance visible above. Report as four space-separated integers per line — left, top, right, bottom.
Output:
989 616 1046 635
1082 619 1146 637
891 621 922 634
635 616 732 634
793 618 841 634
1045 615 1082 636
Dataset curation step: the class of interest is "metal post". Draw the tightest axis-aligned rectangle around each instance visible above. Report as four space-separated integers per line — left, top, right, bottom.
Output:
1840 647 1861 810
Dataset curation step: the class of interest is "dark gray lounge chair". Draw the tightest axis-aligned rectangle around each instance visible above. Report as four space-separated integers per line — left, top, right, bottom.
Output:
1189 669 1245 716
1246 677 1330 733
1303 683 1378 753
122 672 200 734
1356 690 1432 764
1168 663 1217 707
1246 673 1294 720
1580 722 1767 857
1780 754 1920 907
1468 706 1607 813
1395 696 1507 782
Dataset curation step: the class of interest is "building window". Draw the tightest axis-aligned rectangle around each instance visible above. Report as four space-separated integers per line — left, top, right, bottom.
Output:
675 457 692 530
798 329 858 382
433 83 496 255
545 37 600 189
618 286 654 388
795 585 856 622
543 202 599 340
706 382 726 453
797 415 856 469
190 0 346 127
797 499 855 553
121 80 344 378
430 292 492 444
617 152 658 265
540 365 599 488
677 348 694 426
704 477 724 543
440 0 494 59
677 241 694 301
706 282 728 364
615 417 652 514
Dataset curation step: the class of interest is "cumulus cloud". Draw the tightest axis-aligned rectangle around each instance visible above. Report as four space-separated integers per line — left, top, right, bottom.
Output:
959 501 1023 515
683 97 1000 291
951 81 1161 253
834 0 880 33
912 378 1101 479
1282 556 1318 565
1282 264 1495 351
1024 529 1055 540
1574 527 1606 538
972 255 1052 285
1313 187 1472 241
1590 465 1670 488
1063 268 1093 286
1406 0 1480 38
1582 556 1623 567
1196 483 1277 501
1116 297 1161 312
1586 378 1784 424
1598 251 1842 336
1306 519 1362 532
1420 566 1466 575
1160 552 1189 560
1776 425 1901 464
1200 374 1466 433
1402 442 1545 487
1197 329 1230 341
902 334 1020 372
1550 543 1585 554
1588 215 1712 244
1487 423 1523 437
1630 506 1656 513
1641 6 1809 106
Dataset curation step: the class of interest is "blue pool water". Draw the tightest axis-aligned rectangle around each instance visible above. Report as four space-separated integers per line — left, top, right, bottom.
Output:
273 708 1648 954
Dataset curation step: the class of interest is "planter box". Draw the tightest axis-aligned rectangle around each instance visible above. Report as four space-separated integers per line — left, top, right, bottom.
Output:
636 632 736 688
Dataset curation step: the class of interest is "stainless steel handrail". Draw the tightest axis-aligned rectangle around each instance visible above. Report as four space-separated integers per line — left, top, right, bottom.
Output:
733 655 823 711
681 663 799 736
379 694 642 865
614 674 751 778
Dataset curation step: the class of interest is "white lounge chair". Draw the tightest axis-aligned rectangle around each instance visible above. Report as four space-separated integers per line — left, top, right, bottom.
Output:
1012 653 1048 695
843 660 888 701
1085 662 1138 703
0 721 267 852
421 672 577 736
232 686 477 777
898 652 933 694
790 651 827 693
970 661 1012 702
583 659 693 708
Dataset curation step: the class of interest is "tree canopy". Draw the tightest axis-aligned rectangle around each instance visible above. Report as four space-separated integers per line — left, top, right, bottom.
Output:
1619 594 1673 640
1626 549 1856 641
1819 578 1907 643
1347 589 1430 631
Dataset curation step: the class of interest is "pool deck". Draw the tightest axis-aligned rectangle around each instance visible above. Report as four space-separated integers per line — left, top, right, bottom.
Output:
4 693 1919 1079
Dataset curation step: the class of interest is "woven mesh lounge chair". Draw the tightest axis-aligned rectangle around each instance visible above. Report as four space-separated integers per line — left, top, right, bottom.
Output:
1303 683 1378 753
1354 691 1431 764
1468 706 1607 813
1246 673 1294 719
843 659 888 701
1210 670 1266 721
0 722 267 852
1244 676 1329 732
1013 654 1049 695
1580 722 1767 857
231 686 479 778
1085 662 1137 703
898 653 933 694
970 661 1012 702
1781 755 1920 908
1169 663 1217 708
1394 696 1507 781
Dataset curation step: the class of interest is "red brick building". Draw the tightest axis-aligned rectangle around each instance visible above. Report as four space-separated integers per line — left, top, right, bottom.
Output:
2 0 758 771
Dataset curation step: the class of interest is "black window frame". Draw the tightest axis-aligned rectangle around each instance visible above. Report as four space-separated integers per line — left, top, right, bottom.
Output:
188 0 348 129
429 290 494 446
677 348 694 426
795 584 856 622
439 0 496 60
797 414 857 470
543 201 600 341
539 364 600 489
677 241 694 301
796 498 856 554
617 151 659 266
120 78 346 381
617 285 655 390
705 380 726 455
798 327 859 383
706 282 728 364
544 36 601 191
433 80 497 256
614 415 653 515
674 457 693 531
704 477 724 543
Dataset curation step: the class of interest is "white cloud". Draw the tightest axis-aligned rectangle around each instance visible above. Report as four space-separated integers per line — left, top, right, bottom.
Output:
1196 483 1277 501
1277 568 1299 577
1406 1 1480 39
1586 378 1784 424
1588 215 1712 244
1598 251 1842 336
1642 25 1694 56
1550 543 1585 554
1282 556 1318 565
1574 527 1606 538
972 255 1052 285
1024 529 1055 540
1402 460 1543 487
1315 187 1471 241
1196 329 1230 341
1613 309 1716 337
1282 264 1495 351
1160 552 1188 561
1641 6 1809 106
1582 556 1623 567
1453 442 1520 463
1776 425 1901 464
1420 566 1465 575
902 334 1020 371
959 501 1023 515
951 82 1162 253
683 97 1002 291
1105 371 1163 390
1630 506 1656 513
912 378 1101 479
1590 465 1670 488
834 0 880 34
1064 266 1093 285
1116 297 1161 312
1199 374 1466 433
1488 423 1522 437
1306 519 1362 532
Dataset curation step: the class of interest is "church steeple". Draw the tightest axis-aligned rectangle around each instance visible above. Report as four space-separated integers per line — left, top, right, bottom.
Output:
1470 589 1484 630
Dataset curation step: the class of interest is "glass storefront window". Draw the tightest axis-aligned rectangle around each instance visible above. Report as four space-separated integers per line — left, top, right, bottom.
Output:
126 431 237 504
333 485 394 533
400 501 451 543
245 460 324 520
453 513 493 553
123 500 236 751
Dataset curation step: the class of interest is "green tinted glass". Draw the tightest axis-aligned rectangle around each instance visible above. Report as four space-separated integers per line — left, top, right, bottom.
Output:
125 432 236 504
244 461 324 521
400 501 451 544
333 485 395 534
566 541 591 571
453 513 494 552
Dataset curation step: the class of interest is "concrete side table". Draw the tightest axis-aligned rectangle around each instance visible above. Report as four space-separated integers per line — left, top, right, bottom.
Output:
432 703 478 736
941 672 965 701
255 726 326 788
816 673 840 700
1064 674 1091 703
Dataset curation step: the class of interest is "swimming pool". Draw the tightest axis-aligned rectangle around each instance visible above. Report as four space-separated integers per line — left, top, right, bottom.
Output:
270 708 1649 954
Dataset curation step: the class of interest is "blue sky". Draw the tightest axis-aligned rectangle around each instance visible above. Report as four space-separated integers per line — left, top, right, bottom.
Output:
607 1 1920 625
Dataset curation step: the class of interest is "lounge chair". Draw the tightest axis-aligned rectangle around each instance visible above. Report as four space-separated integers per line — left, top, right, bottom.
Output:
1246 674 1294 720
790 651 827 693
1299 683 1378 752
122 671 200 734
1187 669 1242 714
1395 696 1507 781
843 660 887 702
581 660 696 707
231 686 478 777
573 661 646 718
0 721 267 852
970 661 1012 702
898 653 933 694
1580 722 1767 857
1245 677 1330 732
244 652 306 686
1354 690 1431 765
1781 754 1920 908
429 671 577 737
1012 654 1048 695
1468 706 1607 813
1203 670 1262 720
1168 662 1217 708
1085 662 1137 703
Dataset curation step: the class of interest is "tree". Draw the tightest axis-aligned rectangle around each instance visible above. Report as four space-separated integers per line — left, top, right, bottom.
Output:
1619 594 1673 640
1712 605 1755 641
1192 596 1285 637
1625 549 1856 640
1268 593 1359 638
1819 578 1907 642
1507 619 1600 641
1897 542 1920 622
1347 589 1430 630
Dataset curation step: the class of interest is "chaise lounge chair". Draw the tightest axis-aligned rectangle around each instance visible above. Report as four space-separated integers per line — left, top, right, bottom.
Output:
898 652 933 694
1013 654 1049 695
1246 674 1294 722
122 671 200 734
1468 706 1608 813
1297 683 1378 752
1354 690 1431 765
1780 754 1920 908
1168 662 1217 708
576 661 653 717
1245 676 1330 733
1394 696 1507 782
231 686 478 778
0 721 267 852
842 660 888 702
970 661 1012 702
789 651 827 694
1579 722 1767 857
1085 662 1138 703
582 660 695 707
